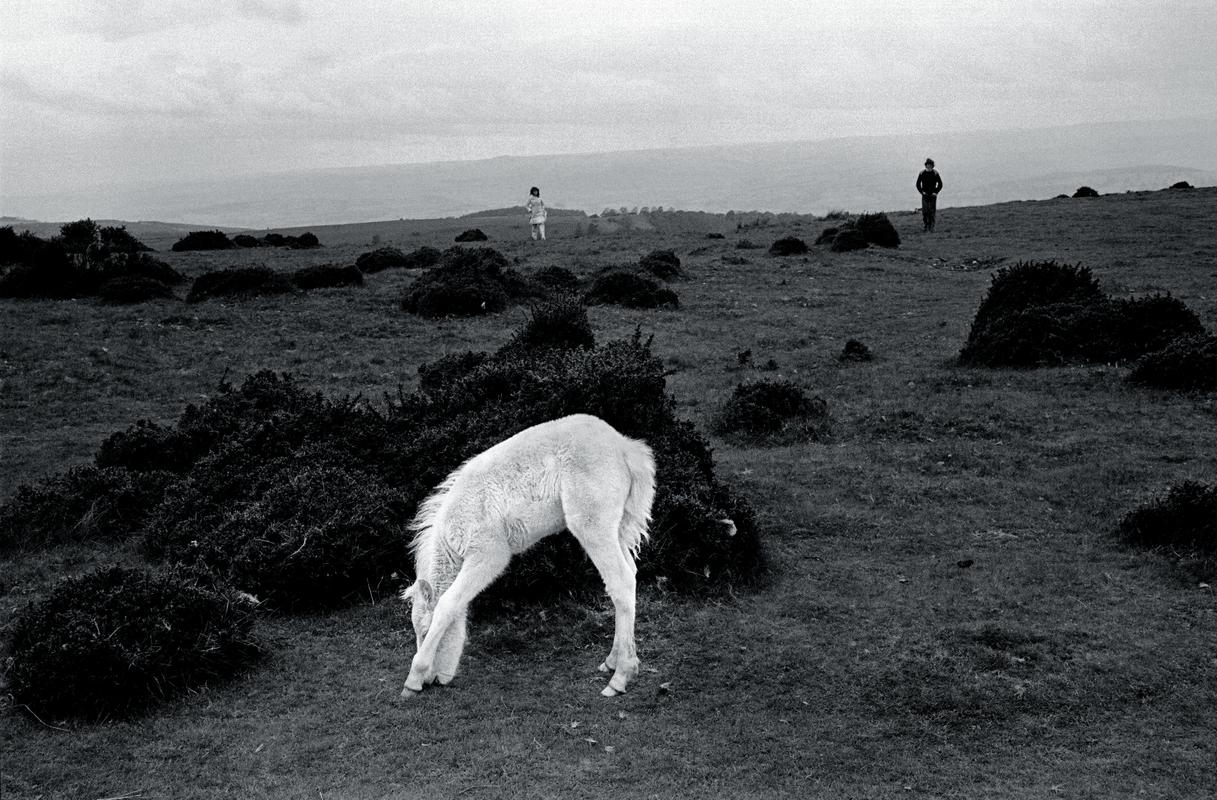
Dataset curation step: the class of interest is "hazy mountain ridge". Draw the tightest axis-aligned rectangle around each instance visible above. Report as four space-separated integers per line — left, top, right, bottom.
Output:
4 119 1214 228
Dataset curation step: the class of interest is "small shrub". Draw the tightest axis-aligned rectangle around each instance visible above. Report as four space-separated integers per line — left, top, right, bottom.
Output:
1116 481 1217 575
0 466 175 554
534 265 580 290
1104 294 1205 360
291 264 364 290
830 229 868 252
712 380 829 442
1169 181 1193 190
97 419 199 473
171 230 235 252
97 275 176 304
502 294 595 354
769 237 809 257
454 228 489 242
1073 186 1099 198
639 249 683 280
401 246 444 270
357 247 407 273
105 252 184 285
959 301 1111 367
400 246 534 317
187 267 296 302
584 271 679 309
97 225 152 256
1128 334 1217 391
7 565 260 719
232 234 265 248
839 339 874 362
855 212 900 248
287 232 320 249
706 233 725 240
0 231 85 298
814 227 840 245
964 261 1105 344
736 239 763 249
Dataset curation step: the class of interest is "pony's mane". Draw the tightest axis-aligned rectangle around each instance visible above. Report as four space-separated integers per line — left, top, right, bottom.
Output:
409 458 470 580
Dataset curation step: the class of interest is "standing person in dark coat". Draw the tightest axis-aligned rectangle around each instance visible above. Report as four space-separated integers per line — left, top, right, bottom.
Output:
916 158 942 232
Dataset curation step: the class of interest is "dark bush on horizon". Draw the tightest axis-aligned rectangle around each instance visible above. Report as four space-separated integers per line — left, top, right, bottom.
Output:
233 234 265 248
107 252 184 285
187 267 296 302
814 227 840 246
287 232 320 249
1116 481 1217 576
639 249 683 279
1127 334 1217 391
585 271 679 309
1073 186 1100 198
711 380 829 442
7 565 260 720
291 264 364 291
454 228 489 242
769 237 809 257
401 246 534 317
1169 181 1193 190
172 230 235 252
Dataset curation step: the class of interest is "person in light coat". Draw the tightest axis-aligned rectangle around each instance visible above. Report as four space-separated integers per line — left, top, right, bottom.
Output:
526 186 547 240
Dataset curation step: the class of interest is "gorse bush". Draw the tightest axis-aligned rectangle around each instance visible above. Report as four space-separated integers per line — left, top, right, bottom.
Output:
291 264 364 291
454 228 489 242
585 271 679 309
356 246 443 273
839 339 874 362
1073 186 1099 198
1127 334 1217 391
400 246 533 317
830 228 868 252
7 565 260 719
0 466 174 554
1116 481 1217 576
172 230 235 252
769 237 809 257
187 267 296 302
639 249 683 280
233 234 265 248
711 380 829 442
500 294 595 354
854 213 901 248
534 265 580 290
959 261 1207 368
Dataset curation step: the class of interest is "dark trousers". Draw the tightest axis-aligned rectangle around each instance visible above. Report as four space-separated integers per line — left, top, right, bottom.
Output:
921 193 937 231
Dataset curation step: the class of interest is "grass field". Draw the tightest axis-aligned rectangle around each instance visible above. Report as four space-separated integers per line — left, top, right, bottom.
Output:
2 188 1216 799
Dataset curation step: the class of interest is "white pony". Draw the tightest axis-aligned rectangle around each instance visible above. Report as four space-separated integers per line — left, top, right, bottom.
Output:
400 413 656 698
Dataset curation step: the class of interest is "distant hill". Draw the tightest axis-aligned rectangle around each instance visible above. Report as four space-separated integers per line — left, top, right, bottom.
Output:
3 118 1214 228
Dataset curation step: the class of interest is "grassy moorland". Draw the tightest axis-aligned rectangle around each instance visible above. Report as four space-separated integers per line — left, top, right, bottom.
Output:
2 188 1216 799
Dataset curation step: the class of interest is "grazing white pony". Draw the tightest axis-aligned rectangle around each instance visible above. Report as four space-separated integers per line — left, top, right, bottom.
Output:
400 414 656 699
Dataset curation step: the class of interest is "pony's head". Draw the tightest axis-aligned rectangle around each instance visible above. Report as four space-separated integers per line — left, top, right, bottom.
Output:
401 579 435 649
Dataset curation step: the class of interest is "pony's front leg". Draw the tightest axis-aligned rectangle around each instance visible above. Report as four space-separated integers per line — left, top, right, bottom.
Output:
402 544 509 698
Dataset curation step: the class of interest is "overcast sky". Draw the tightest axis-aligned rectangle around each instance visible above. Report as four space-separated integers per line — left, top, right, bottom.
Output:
2 0 1215 197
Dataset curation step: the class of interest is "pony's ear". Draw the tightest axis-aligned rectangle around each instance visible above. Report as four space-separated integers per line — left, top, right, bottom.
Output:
404 579 435 608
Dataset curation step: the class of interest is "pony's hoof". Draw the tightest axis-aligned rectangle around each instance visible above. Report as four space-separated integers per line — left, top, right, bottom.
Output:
401 686 421 700
435 673 455 686
601 685 620 697
597 662 610 673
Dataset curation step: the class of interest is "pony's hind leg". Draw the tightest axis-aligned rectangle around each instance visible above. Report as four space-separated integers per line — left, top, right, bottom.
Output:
567 513 640 697
402 541 510 697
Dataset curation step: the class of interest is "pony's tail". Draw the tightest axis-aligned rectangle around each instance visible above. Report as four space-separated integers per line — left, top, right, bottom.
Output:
619 437 656 563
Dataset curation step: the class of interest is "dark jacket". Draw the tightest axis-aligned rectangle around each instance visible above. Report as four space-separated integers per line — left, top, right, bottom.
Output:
917 169 942 195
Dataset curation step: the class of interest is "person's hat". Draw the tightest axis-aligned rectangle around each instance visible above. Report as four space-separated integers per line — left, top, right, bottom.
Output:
925 158 935 167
